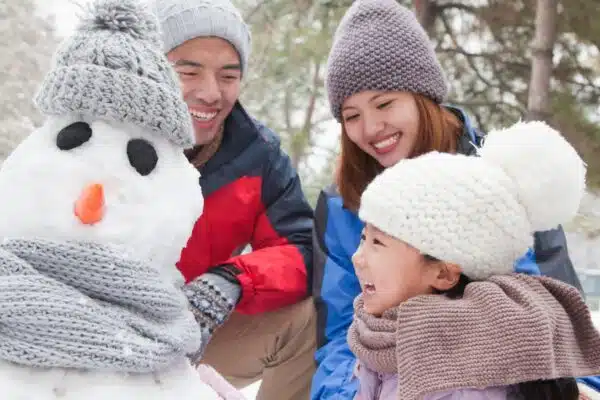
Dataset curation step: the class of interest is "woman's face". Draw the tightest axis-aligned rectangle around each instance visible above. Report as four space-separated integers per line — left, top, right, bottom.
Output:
341 91 420 168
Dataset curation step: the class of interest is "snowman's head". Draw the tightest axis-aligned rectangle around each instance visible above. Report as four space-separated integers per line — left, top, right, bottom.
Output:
0 114 203 282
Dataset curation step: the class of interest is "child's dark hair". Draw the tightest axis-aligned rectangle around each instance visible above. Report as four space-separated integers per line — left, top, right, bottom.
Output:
424 255 580 400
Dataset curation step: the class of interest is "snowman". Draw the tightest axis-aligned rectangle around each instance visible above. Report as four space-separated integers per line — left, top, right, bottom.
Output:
0 0 240 399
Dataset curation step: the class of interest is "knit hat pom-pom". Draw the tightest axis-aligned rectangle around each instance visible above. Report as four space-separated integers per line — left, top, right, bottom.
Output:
477 120 586 232
80 0 160 45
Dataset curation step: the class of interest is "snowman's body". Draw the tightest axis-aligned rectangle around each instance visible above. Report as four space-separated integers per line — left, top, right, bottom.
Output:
0 359 221 400
0 115 223 399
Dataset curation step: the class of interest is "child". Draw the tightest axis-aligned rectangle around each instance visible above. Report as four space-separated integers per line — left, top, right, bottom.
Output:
347 120 600 400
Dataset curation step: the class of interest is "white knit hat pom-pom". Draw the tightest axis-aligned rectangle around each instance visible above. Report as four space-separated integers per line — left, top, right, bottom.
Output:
477 120 586 232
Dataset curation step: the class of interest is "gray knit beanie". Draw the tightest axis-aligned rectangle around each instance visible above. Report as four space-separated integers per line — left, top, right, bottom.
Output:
152 0 251 75
34 0 194 148
326 0 448 122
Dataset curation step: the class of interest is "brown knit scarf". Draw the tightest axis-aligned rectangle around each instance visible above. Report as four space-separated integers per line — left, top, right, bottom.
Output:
348 274 600 400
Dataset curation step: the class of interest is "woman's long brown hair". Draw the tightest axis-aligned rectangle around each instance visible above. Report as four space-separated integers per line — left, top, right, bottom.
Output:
335 93 464 212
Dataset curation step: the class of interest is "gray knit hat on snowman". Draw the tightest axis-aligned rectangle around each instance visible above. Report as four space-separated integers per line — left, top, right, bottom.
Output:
359 121 586 280
34 0 194 148
326 0 447 122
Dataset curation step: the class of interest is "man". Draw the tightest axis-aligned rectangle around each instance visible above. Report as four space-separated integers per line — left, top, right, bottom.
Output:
153 1 317 399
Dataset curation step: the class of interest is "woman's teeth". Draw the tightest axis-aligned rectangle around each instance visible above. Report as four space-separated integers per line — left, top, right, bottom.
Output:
373 134 399 149
190 110 217 121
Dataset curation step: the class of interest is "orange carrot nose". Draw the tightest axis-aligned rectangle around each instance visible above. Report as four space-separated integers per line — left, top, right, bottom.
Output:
74 183 105 225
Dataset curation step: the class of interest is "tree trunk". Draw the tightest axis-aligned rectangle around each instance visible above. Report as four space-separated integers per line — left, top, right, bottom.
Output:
413 0 436 35
526 0 558 122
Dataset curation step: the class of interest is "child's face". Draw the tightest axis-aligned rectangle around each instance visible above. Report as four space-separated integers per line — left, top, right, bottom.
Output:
352 224 445 316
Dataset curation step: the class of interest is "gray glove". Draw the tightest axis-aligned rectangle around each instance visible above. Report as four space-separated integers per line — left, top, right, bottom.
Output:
183 271 241 362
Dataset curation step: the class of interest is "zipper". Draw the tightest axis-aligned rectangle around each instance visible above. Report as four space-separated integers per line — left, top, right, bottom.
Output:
375 372 384 399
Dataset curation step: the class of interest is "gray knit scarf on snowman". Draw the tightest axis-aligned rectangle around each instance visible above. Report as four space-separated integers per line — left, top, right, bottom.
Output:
0 238 201 373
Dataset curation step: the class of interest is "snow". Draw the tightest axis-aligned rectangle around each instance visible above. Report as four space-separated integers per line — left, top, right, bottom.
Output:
565 191 600 272
0 358 223 400
593 311 600 329
0 115 203 284
241 382 260 399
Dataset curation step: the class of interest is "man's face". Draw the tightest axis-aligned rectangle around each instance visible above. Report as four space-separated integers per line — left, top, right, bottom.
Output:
168 37 242 146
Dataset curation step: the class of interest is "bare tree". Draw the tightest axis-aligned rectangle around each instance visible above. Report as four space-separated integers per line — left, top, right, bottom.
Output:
526 0 558 122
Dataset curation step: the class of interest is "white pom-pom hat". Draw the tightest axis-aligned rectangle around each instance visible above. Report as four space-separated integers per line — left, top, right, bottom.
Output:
358 121 586 280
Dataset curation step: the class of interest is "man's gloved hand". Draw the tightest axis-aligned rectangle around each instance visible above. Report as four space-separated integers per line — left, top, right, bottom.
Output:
183 267 241 362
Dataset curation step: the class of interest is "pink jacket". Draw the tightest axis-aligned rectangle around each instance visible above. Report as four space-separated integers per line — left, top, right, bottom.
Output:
353 362 513 400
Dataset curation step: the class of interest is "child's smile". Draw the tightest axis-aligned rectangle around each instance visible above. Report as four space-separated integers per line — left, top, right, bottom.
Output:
352 223 459 316
362 282 376 295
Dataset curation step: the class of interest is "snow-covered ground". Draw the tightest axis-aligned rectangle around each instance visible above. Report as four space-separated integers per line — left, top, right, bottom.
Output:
593 311 600 329
566 191 600 270
241 382 260 399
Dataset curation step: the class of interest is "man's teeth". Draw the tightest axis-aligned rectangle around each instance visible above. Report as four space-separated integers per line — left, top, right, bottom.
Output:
373 134 399 149
190 110 217 121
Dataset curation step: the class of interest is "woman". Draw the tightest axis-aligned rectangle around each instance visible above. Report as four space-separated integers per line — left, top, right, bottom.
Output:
310 0 587 399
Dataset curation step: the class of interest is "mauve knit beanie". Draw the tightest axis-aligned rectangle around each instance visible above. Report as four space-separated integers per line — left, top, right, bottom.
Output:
326 0 448 122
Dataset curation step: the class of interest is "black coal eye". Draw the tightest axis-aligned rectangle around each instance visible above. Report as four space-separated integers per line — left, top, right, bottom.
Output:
127 138 158 176
56 122 92 150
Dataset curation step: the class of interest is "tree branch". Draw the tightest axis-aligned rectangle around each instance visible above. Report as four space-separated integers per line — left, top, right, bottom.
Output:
436 2 479 14
301 61 322 140
439 13 496 89
414 0 437 34
243 0 271 22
